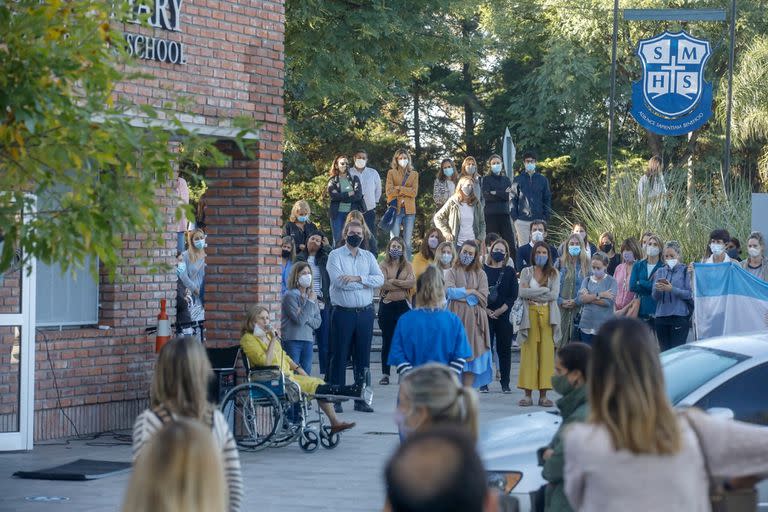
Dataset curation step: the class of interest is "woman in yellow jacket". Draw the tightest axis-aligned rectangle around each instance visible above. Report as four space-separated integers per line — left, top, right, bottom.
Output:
411 228 444 279
239 305 357 434
385 149 419 260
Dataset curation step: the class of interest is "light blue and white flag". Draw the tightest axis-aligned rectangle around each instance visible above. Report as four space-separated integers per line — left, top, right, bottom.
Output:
693 262 768 339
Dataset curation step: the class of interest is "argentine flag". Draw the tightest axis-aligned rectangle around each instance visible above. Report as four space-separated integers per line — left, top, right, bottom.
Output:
693 262 768 339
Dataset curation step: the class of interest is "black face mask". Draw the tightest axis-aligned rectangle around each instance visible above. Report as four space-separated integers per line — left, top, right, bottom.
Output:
600 243 613 253
281 249 292 258
346 234 363 248
727 248 739 259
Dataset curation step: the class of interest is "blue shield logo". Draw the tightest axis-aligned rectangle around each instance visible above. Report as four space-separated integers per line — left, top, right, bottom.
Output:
630 31 713 136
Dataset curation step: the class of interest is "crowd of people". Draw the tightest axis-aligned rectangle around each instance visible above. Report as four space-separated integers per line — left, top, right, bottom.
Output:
152 151 768 511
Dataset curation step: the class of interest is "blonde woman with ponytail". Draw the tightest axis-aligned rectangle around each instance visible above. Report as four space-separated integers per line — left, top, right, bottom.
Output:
563 318 768 512
395 363 480 441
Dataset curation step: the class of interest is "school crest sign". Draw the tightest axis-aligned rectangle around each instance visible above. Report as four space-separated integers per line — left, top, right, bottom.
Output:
630 31 713 136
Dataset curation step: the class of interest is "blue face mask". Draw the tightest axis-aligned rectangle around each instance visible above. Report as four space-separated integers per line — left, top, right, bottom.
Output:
592 268 606 278
389 248 403 259
568 246 581 257
491 163 502 174
297 215 309 223
535 254 548 267
193 239 205 250
460 253 474 266
443 167 454 177
525 162 536 173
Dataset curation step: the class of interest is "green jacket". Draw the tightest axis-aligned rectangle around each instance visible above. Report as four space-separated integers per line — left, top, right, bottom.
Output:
537 385 588 512
433 196 486 243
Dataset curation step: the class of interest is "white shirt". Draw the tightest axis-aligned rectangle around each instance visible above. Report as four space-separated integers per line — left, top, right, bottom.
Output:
704 253 734 264
457 202 474 244
349 166 382 212
327 245 385 307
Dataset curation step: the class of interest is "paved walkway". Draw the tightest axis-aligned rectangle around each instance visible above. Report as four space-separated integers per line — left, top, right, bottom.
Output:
0 354 550 512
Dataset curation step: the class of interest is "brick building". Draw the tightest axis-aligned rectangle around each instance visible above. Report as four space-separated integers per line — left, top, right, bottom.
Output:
0 0 286 446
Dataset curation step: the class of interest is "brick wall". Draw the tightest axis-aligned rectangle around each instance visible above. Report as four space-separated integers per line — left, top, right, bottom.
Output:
28 0 285 441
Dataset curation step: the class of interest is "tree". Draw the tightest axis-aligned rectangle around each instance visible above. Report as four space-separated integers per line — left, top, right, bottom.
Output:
0 0 249 275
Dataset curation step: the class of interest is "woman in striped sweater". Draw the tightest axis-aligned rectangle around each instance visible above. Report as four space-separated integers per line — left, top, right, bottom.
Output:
132 337 243 512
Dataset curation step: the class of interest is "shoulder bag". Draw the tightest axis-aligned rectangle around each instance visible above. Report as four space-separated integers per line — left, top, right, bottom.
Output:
487 267 505 304
686 412 758 512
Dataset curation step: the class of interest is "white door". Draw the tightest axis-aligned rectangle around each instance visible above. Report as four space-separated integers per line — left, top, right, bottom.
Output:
0 232 36 451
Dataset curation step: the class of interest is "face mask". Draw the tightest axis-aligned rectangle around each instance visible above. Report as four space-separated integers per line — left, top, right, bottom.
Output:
726 248 739 259
491 163 502 174
551 373 575 396
568 246 581 257
398 158 409 168
535 254 548 267
592 268 605 278
525 162 536 173
622 251 635 263
646 245 660 257
666 258 678 269
460 253 474 266
297 215 309 223
491 251 506 263
460 185 474 196
531 230 544 243
193 239 205 250
354 158 367 169
346 234 363 248
600 243 613 253
176 262 186 275
443 167 454 177
389 248 403 259
281 249 292 258
748 247 761 258
710 243 725 255
428 236 440 249
298 274 312 288
253 324 266 337
466 165 476 175
440 253 453 265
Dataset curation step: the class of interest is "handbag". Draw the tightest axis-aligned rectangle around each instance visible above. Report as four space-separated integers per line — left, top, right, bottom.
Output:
686 412 758 512
509 297 524 333
379 170 410 231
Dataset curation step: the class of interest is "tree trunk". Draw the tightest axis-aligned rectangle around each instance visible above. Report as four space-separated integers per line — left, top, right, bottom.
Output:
647 130 663 158
413 85 421 160
463 62 475 155
687 132 695 208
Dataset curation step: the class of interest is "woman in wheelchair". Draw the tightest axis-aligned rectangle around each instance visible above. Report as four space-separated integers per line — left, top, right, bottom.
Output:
240 305 357 434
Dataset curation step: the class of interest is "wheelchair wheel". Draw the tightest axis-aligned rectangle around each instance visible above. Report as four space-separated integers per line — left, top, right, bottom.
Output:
298 428 319 453
320 425 341 449
220 383 282 451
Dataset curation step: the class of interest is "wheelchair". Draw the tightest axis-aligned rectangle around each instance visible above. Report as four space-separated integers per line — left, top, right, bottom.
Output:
219 351 373 453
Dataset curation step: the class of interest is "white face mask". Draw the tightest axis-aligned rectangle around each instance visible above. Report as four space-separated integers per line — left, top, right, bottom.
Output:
748 247 762 258
666 258 678 269
253 324 266 337
460 185 474 196
354 158 367 169
398 158 409 168
298 274 312 288
710 243 725 256
646 245 660 257
531 230 544 243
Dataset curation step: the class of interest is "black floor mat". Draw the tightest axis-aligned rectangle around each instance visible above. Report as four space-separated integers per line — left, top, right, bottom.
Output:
13 459 132 481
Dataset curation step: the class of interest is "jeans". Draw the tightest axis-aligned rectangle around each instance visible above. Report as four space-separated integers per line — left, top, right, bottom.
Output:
331 211 348 246
315 303 331 376
378 299 411 376
488 310 513 388
579 331 594 345
655 315 689 352
390 213 415 259
363 209 378 255
285 339 314 375
329 305 374 387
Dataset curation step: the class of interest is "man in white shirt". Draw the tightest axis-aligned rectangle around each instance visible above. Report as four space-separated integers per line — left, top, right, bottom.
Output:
327 220 384 412
349 149 382 254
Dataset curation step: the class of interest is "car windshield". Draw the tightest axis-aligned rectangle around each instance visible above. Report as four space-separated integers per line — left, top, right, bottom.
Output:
662 345 746 405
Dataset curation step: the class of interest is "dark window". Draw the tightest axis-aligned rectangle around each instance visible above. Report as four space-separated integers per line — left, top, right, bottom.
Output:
694 363 768 426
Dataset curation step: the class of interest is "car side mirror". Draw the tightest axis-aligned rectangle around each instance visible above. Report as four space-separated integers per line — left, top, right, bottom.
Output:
706 407 735 420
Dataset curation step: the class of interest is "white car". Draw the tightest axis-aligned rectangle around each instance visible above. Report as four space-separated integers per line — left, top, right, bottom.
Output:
480 332 768 512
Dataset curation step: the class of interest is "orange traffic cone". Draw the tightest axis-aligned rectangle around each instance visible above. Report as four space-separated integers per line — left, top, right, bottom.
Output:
155 299 171 352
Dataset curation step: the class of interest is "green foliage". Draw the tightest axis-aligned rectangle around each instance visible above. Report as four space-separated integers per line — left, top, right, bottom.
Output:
551 173 752 263
0 0 252 276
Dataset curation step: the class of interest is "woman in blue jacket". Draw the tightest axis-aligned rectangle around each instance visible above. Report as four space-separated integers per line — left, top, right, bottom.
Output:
652 241 692 351
629 233 663 331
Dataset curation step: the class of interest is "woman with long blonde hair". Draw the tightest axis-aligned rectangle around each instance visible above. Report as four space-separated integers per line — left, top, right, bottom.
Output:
385 148 419 259
123 418 227 512
132 337 242 512
283 199 317 253
459 156 483 202
556 233 589 346
564 318 768 511
178 228 207 322
433 175 486 247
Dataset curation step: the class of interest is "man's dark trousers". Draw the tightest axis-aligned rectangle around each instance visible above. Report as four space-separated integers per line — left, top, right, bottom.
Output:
329 305 374 386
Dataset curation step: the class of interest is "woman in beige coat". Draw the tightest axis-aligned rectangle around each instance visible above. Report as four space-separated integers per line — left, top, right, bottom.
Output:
517 242 561 407
433 176 486 248
444 240 492 388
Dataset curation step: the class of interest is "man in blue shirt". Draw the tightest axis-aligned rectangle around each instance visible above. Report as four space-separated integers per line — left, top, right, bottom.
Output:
510 152 552 251
327 220 385 412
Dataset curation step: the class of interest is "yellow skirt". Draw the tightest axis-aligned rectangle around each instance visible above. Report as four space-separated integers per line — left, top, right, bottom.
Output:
518 304 555 391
